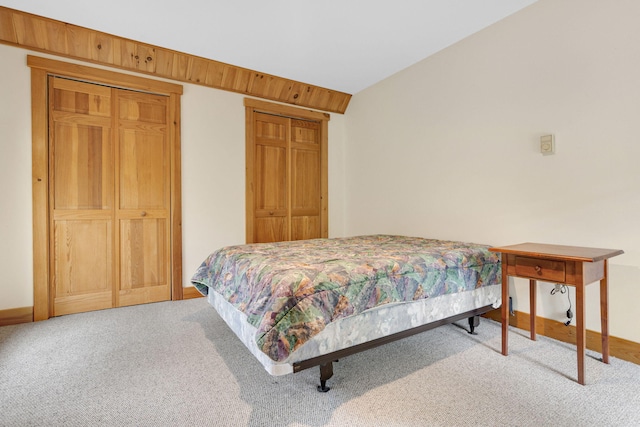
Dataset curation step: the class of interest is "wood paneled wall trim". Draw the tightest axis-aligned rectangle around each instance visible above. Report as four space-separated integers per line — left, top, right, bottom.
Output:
0 6 351 114
182 286 205 300
0 306 33 326
483 309 640 366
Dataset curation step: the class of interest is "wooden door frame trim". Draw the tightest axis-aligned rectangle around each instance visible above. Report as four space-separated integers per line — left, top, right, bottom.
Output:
29 56 183 321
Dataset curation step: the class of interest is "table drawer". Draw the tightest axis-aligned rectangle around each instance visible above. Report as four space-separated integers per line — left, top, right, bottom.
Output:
514 256 566 282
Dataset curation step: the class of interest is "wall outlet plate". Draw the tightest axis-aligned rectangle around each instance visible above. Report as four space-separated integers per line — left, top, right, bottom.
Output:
540 134 555 155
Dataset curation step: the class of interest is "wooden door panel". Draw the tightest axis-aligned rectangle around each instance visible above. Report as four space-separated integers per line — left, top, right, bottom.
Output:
118 91 167 124
254 217 287 243
54 292 114 317
53 219 113 315
119 129 168 210
255 113 287 142
53 122 112 210
52 78 111 117
119 218 170 306
253 112 288 236
291 118 320 218
291 216 320 241
119 286 171 307
291 119 319 145
254 144 287 214
291 146 321 239
116 90 171 306
291 118 320 236
291 148 320 214
51 77 115 316
120 218 167 289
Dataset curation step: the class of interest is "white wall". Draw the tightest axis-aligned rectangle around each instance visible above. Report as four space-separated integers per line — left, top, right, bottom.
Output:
344 0 640 342
0 45 33 309
0 43 347 310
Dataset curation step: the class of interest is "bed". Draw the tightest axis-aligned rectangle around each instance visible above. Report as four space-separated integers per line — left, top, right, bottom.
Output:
191 235 502 391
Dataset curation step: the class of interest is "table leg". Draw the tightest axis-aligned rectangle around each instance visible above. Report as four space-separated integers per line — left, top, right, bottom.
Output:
576 281 586 385
501 254 509 356
529 279 537 341
600 260 610 364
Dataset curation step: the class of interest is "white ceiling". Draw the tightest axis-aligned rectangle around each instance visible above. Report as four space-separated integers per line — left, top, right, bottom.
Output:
1 0 538 94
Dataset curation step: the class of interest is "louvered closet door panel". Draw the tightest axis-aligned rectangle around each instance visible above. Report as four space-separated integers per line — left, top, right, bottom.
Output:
117 91 171 306
50 77 114 315
253 113 288 243
290 119 321 240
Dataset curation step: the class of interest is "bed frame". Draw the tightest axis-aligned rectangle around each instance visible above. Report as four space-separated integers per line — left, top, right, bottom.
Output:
294 304 495 392
193 236 502 392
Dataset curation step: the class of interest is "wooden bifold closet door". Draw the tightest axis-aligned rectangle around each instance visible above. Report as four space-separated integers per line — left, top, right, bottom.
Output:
245 98 329 244
50 76 171 316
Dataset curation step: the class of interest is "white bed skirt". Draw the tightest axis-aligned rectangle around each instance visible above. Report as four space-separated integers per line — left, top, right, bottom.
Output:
207 284 501 376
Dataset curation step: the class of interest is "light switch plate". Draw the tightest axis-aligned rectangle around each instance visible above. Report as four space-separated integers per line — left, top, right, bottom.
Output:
540 134 555 155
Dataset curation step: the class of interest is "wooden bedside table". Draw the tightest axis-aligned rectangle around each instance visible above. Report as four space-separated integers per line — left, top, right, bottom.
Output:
489 243 623 385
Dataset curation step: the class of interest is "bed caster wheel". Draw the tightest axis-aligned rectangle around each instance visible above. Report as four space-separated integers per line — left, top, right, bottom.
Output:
317 362 333 392
468 315 480 335
317 383 331 393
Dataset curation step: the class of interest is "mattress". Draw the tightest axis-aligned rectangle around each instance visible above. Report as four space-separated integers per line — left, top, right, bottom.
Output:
191 235 502 371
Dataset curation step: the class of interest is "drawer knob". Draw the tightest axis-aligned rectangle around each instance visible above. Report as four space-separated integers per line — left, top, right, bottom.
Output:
534 265 542 274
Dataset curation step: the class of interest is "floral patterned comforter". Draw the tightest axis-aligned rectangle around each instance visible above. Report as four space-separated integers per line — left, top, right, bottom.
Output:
191 235 501 362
